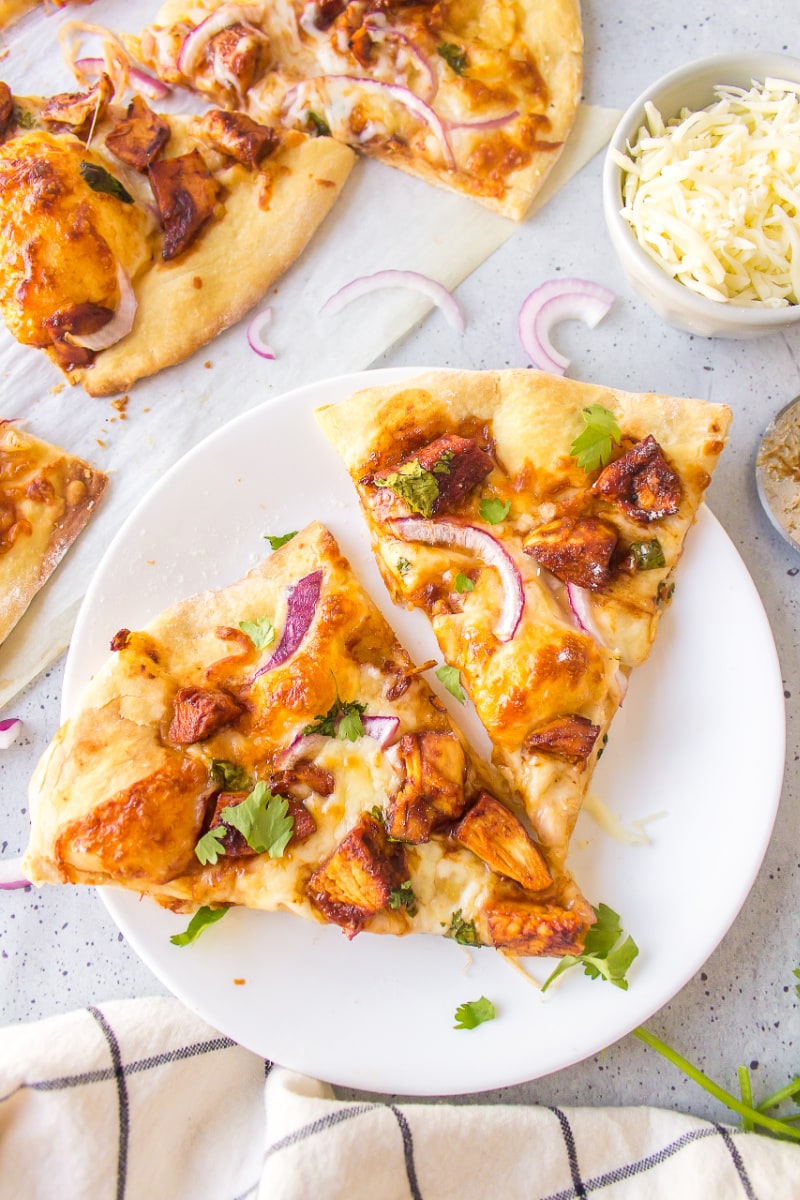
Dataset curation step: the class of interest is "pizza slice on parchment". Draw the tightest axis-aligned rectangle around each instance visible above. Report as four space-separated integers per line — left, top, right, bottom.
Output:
0 76 354 395
0 422 107 647
132 0 583 220
24 521 593 958
316 369 732 867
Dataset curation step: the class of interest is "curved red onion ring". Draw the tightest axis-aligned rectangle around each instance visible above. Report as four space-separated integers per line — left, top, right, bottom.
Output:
362 17 437 102
0 718 21 749
361 715 400 747
0 855 29 890
276 731 327 768
447 109 519 132
320 270 465 333
70 265 137 352
518 279 615 375
566 582 609 650
392 518 524 642
253 570 322 679
177 5 260 77
75 56 171 99
246 307 275 360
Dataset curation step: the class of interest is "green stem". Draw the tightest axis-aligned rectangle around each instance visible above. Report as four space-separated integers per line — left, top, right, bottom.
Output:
757 1078 800 1113
632 1028 800 1142
738 1066 754 1131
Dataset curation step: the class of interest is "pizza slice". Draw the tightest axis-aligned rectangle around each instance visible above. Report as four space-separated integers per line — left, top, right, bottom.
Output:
0 76 354 395
0 0 90 34
316 369 732 864
133 0 583 220
24 521 593 958
0 422 107 646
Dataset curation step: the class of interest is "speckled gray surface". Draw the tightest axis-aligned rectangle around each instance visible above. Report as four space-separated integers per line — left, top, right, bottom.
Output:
2 0 799 1124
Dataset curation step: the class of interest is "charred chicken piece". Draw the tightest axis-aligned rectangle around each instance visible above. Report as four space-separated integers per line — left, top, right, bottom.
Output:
453 791 552 892
209 789 316 857
40 74 114 136
44 300 115 369
198 109 280 169
0 83 13 138
484 898 586 956
524 514 619 590
386 731 467 843
148 149 221 260
269 760 335 798
206 24 271 97
168 685 243 745
105 95 170 171
307 812 408 936
591 435 681 523
413 433 494 514
524 715 600 766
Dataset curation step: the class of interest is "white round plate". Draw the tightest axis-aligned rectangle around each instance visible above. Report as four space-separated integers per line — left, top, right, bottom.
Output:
63 368 786 1096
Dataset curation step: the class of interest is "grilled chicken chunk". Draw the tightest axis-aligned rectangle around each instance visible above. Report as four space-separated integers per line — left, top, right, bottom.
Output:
386 731 467 842
592 435 681 523
148 149 220 260
524 714 600 765
106 95 170 171
453 791 552 891
485 898 585 956
524 514 619 590
168 685 243 745
307 812 408 936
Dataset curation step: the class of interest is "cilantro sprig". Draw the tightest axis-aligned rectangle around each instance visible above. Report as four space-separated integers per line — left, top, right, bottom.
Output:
569 404 622 473
169 906 227 946
220 782 294 857
194 826 227 866
479 496 511 524
454 572 475 593
445 909 480 946
541 903 638 992
239 615 275 650
264 531 298 551
375 459 441 518
304 679 366 741
210 759 251 791
454 996 495 1030
435 664 466 704
437 42 468 74
389 881 418 916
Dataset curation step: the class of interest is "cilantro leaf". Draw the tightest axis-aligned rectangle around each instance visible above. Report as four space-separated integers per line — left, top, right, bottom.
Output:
445 909 480 946
307 110 331 137
264 531 298 551
794 967 800 999
397 556 412 576
389 881 418 916
220 782 294 858
170 906 227 946
304 687 366 740
454 996 495 1030
570 404 622 473
541 903 638 992
436 664 466 704
12 105 37 129
239 615 275 650
630 539 666 570
80 161 134 204
194 826 227 866
454 572 475 593
210 759 251 791
375 460 440 517
479 496 510 524
437 42 468 74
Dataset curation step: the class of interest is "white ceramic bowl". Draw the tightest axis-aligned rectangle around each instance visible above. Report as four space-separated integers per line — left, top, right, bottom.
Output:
602 52 800 338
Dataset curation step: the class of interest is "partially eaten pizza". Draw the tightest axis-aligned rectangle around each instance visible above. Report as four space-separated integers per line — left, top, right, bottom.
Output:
317 369 732 865
24 521 593 957
132 0 583 219
0 422 107 647
0 76 354 394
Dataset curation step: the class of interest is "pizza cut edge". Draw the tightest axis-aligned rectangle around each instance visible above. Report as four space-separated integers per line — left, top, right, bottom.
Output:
24 519 594 958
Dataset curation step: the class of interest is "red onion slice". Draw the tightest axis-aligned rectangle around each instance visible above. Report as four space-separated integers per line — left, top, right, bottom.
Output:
320 270 465 333
566 582 609 650
247 307 275 360
75 56 171 99
447 109 519 132
70 265 137 352
0 718 21 749
0 855 29 891
362 17 437 102
276 731 327 768
253 570 322 679
392 518 524 642
518 278 615 375
361 715 400 747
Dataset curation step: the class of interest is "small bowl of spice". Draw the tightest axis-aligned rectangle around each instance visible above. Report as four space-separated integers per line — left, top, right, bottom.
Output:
603 52 800 337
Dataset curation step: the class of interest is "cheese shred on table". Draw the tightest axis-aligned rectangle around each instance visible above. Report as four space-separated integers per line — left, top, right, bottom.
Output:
614 79 800 306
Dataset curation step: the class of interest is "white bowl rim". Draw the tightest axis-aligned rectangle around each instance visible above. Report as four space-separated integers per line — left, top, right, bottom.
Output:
602 50 800 329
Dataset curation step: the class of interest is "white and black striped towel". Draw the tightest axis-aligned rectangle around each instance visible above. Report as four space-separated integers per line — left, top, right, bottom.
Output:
0 997 798 1199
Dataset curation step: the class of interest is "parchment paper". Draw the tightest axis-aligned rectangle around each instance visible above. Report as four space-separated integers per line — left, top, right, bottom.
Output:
0 1 621 708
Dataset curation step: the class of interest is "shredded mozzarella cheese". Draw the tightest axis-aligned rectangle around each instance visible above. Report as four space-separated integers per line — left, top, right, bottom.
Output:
614 78 800 306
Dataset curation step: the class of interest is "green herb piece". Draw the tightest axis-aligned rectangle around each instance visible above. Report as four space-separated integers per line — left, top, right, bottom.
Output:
307 111 331 137
221 781 294 858
479 496 510 524
436 664 466 704
630 539 666 570
795 967 800 998
454 996 495 1030
445 909 480 947
389 881 418 916
304 688 366 740
397 556 412 576
194 826 227 866
454 572 475 593
12 105 36 129
264 531 298 551
596 732 609 760
169 906 228 946
437 42 468 74
570 404 622 473
79 161 134 204
657 580 675 603
433 449 454 474
239 615 275 650
375 459 441 517
210 759 251 791
541 903 638 992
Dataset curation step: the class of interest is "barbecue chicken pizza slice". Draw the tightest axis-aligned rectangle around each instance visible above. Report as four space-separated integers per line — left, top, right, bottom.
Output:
133 0 583 219
25 521 593 958
317 369 732 864
0 423 107 646
0 77 354 395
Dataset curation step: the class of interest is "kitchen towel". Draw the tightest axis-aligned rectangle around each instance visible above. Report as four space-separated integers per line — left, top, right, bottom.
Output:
0 996 798 1200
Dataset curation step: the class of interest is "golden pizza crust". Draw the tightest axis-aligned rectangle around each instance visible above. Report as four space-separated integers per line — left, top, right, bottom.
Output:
0 424 107 647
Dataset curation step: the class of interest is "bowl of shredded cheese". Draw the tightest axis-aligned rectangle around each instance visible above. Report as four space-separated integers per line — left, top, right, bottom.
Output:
603 52 800 337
